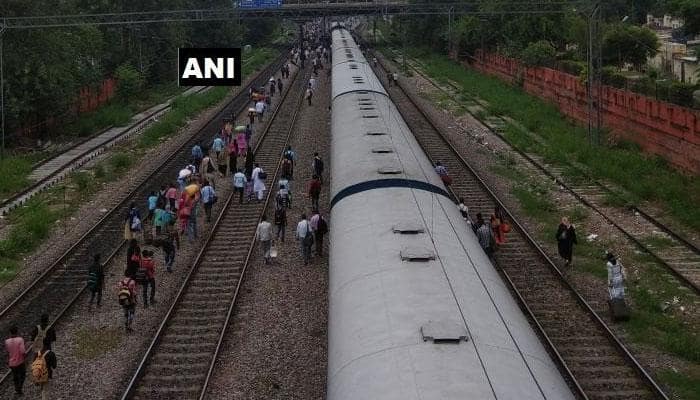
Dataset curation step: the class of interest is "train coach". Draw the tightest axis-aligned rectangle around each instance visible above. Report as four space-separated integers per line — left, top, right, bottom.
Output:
327 25 576 400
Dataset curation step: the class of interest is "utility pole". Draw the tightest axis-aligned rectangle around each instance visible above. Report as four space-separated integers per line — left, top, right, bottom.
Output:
587 2 602 146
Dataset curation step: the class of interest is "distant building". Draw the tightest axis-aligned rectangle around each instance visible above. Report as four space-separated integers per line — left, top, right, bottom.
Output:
646 14 684 30
646 17 699 84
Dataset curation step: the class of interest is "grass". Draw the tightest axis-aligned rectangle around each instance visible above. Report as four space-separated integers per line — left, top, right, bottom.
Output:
74 327 122 360
643 234 676 250
657 368 700 400
0 152 47 198
407 48 700 232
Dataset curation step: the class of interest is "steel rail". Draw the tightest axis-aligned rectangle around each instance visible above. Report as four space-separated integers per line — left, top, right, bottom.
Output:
0 53 288 390
119 61 306 400
396 51 700 295
371 50 669 400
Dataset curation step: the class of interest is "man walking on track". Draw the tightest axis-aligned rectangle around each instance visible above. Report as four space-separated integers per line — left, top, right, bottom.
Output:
256 214 273 264
5 326 26 396
310 210 329 256
296 214 313 265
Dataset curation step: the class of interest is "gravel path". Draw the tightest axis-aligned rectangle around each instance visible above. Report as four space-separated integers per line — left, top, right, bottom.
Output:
206 66 330 400
0 60 299 400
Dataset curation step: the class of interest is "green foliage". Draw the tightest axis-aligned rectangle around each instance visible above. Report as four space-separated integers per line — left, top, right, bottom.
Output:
657 369 700 400
0 154 37 198
601 66 629 88
109 152 133 173
114 64 145 103
557 59 586 76
603 24 660 68
413 52 700 232
0 198 54 260
520 40 556 67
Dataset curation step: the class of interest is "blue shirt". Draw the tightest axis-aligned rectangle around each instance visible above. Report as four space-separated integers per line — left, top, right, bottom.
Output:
212 138 224 152
233 172 247 188
148 196 158 210
201 185 215 204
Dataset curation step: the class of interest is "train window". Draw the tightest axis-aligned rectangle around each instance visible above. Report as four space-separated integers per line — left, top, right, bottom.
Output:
371 147 393 153
421 321 468 344
399 247 436 262
392 222 424 234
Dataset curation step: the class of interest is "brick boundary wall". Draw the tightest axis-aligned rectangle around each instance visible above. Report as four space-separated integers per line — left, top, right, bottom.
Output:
467 50 700 174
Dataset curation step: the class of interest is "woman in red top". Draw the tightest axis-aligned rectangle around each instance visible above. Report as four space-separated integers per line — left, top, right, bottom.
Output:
141 250 156 307
5 326 26 396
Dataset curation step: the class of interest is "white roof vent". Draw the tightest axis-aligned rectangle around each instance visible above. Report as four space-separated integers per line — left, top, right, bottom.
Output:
366 132 387 136
378 166 402 175
421 321 468 344
400 246 435 261
371 147 393 154
392 222 425 234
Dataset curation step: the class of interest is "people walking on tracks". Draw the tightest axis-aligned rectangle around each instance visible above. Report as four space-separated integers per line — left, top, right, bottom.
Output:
139 249 156 307
255 99 266 121
276 182 291 210
309 77 317 91
312 152 324 183
212 136 224 161
5 326 26 396
475 213 495 258
274 205 287 242
236 129 248 157
457 197 470 222
252 163 267 202
256 214 273 264
248 108 256 125
166 183 178 211
162 232 177 273
227 138 238 175
490 205 508 246
88 254 105 306
606 252 626 300
308 175 322 211
126 239 141 277
270 78 276 97
310 210 329 256
282 146 297 180
191 142 204 166
296 214 313 265
277 77 284 94
147 191 158 222
555 217 577 266
305 85 314 106
201 180 216 223
434 161 452 186
30 314 56 354
392 71 398 85
387 71 393 86
118 271 137 332
184 181 201 241
31 339 57 400
232 168 247 204
201 152 220 187
124 203 143 241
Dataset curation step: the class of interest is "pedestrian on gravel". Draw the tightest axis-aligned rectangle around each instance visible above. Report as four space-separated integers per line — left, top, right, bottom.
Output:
392 71 398 85
387 71 392 86
124 203 143 241
252 163 266 202
305 86 314 106
276 182 291 210
435 161 452 186
126 239 140 277
146 191 158 224
140 250 156 307
296 214 313 265
274 206 287 242
457 197 470 222
256 214 273 264
555 217 577 266
5 326 26 396
227 138 238 175
282 146 296 180
117 271 137 332
32 339 57 400
212 136 224 161
166 183 178 212
191 143 204 166
185 189 200 241
31 314 56 353
309 77 317 90
490 205 507 246
310 210 329 256
270 78 276 97
277 78 284 94
236 129 248 157
475 213 495 258
231 168 247 204
308 175 322 211
311 152 324 183
244 149 255 179
248 109 255 126
256 99 266 121
153 202 168 236
161 231 177 273
606 252 626 300
88 254 105 306
201 180 216 223
201 152 219 187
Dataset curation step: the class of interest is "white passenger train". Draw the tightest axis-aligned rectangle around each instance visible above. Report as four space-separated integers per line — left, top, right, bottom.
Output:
327 24 576 400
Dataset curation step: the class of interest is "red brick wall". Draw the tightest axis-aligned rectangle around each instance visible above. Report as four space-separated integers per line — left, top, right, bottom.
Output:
76 78 117 113
469 51 700 174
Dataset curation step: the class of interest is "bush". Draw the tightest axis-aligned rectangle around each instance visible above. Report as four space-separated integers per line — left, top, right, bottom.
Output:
114 64 145 103
667 82 699 107
558 59 586 76
520 40 557 67
601 66 627 88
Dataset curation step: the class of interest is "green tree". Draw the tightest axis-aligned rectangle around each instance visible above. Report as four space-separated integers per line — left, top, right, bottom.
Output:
114 64 144 103
520 40 557 67
603 24 660 68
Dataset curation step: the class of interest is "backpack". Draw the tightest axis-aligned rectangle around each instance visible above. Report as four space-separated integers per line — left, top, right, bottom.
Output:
118 279 134 307
313 158 324 173
284 150 294 161
258 170 267 180
134 264 148 285
33 325 47 353
130 215 142 231
317 217 328 235
192 145 202 159
31 351 50 384
302 222 314 247
87 268 99 291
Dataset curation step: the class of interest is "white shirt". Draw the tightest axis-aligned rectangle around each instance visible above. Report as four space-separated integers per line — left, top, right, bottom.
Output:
309 214 320 231
255 101 265 113
256 221 272 241
296 219 310 239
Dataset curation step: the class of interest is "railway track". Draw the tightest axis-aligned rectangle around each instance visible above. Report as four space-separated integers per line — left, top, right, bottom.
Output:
385 49 700 296
120 65 308 400
372 59 669 400
0 52 288 388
